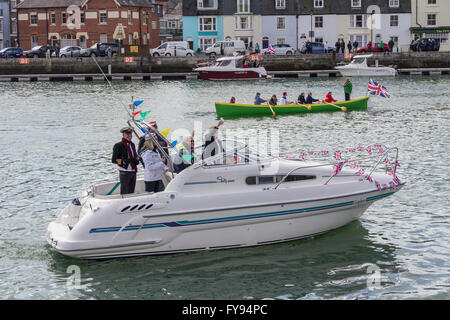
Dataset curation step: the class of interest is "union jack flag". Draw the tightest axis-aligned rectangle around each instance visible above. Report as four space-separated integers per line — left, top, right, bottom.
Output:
368 79 391 98
365 175 373 183
355 169 365 175
393 176 401 185
350 161 360 168
334 151 342 161
375 181 381 190
268 45 276 54
333 162 345 176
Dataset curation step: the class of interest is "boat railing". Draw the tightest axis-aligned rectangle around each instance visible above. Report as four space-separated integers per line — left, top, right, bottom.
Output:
274 147 399 189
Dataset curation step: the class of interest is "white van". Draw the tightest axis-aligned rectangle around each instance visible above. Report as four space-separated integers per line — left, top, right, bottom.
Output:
151 41 189 56
205 40 246 56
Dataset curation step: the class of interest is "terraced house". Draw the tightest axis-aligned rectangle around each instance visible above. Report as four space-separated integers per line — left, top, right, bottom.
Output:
183 0 412 53
16 0 160 50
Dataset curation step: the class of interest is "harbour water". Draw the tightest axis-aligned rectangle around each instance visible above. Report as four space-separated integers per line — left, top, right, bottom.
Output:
0 76 448 299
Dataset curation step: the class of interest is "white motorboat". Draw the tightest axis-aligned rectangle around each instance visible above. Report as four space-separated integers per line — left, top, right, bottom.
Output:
336 54 397 77
194 55 268 80
47 130 403 260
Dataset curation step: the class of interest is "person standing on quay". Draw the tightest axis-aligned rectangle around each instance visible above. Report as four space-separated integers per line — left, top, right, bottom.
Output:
112 127 140 194
343 77 352 101
347 40 353 53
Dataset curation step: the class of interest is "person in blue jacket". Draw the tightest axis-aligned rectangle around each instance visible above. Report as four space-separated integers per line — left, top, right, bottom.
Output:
306 92 320 104
254 92 267 105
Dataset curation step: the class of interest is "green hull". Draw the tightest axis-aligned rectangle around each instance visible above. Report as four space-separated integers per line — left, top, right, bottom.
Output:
215 96 370 118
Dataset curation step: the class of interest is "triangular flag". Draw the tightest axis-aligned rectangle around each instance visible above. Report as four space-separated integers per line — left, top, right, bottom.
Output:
134 100 144 107
139 111 151 120
160 128 171 138
170 140 177 147
134 110 142 116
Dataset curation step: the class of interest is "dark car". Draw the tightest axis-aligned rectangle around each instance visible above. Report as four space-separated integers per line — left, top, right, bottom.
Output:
300 42 335 54
410 38 440 52
0 47 24 58
356 43 390 53
80 43 119 57
23 45 57 58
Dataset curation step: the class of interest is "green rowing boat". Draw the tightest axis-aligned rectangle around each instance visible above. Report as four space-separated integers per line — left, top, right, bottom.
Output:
215 96 370 118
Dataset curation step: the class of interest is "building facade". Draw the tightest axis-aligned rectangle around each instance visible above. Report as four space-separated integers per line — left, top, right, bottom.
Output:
0 0 10 49
16 0 160 50
159 0 183 44
411 0 450 51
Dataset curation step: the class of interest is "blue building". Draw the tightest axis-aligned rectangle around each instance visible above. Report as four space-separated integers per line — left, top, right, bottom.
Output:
0 0 11 49
182 0 224 52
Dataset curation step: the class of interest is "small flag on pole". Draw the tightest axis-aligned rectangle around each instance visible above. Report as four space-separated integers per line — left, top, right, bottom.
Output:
368 79 391 98
134 100 144 107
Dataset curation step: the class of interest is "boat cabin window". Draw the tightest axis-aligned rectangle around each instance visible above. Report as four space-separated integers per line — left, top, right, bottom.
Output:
246 175 316 185
216 59 232 67
351 57 366 64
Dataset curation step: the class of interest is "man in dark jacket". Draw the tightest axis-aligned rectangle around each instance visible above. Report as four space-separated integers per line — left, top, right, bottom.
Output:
306 92 320 104
112 127 140 194
353 40 359 52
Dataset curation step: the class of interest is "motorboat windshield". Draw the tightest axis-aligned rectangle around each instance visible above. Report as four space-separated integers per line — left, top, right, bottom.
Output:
351 57 367 65
192 139 274 168
215 59 233 67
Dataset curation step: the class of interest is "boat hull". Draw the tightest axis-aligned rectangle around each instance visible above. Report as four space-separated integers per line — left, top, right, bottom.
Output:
46 187 395 259
215 96 369 118
197 70 266 80
336 66 397 77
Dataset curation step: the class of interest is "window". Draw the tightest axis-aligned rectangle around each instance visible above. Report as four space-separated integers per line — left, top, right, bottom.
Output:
245 175 315 185
428 0 436 5
352 0 361 8
0 19 2 33
100 34 108 43
276 16 285 29
314 0 324 8
143 11 148 25
236 16 251 30
199 17 217 31
389 0 399 8
199 37 216 51
237 0 250 13
349 34 368 47
427 14 436 26
50 11 55 25
168 20 177 29
315 16 323 28
197 0 218 10
30 12 37 25
277 38 285 44
62 11 67 24
31 35 38 48
349 14 367 28
390 15 399 27
80 11 85 24
275 0 286 9
152 21 157 29
99 9 107 24
128 10 132 24
429 33 448 44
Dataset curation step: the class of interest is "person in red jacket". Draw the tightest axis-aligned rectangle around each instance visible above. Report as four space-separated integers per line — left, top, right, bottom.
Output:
324 91 337 103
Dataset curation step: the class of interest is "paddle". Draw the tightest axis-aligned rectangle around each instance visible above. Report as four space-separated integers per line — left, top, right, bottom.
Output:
323 101 347 112
295 103 312 110
268 104 276 117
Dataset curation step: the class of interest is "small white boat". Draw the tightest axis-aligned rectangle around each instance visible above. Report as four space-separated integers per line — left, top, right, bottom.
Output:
47 126 403 259
336 54 397 77
194 55 267 80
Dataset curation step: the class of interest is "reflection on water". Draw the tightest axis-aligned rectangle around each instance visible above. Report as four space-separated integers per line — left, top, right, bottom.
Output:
0 77 449 299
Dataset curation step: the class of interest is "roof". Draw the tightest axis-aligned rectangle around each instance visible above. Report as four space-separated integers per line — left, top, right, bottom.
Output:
16 0 155 9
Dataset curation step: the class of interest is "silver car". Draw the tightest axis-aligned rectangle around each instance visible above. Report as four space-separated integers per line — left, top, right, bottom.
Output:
262 44 296 55
163 45 195 57
59 46 82 58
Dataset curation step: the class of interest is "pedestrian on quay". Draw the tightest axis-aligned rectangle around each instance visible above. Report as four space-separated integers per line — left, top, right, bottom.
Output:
340 40 345 53
388 38 395 53
367 41 373 53
379 40 387 56
347 40 353 53
335 40 340 53
353 40 359 53
255 42 260 54
111 127 140 195
343 77 352 101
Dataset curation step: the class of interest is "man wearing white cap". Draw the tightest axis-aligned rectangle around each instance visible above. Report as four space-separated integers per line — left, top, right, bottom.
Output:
111 127 140 194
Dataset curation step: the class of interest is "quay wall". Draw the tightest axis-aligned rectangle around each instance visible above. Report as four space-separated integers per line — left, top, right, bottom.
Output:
0 52 449 75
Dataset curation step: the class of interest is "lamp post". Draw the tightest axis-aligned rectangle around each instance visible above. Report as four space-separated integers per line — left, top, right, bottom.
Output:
310 11 313 42
371 10 375 43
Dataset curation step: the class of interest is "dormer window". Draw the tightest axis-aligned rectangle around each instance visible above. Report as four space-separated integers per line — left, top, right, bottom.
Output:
351 0 361 8
389 0 400 7
198 0 218 10
275 0 286 10
237 0 250 13
314 0 324 8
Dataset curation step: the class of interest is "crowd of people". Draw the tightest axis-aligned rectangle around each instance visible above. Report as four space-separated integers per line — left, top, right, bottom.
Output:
227 78 353 106
112 120 226 195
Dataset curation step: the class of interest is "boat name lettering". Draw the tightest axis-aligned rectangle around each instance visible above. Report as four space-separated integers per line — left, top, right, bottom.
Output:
216 176 231 184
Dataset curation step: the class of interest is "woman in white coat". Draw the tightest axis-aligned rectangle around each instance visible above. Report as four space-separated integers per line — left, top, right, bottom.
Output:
139 135 168 193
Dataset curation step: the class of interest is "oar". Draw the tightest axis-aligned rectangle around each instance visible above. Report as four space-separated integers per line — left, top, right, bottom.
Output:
324 101 347 112
295 103 312 110
268 104 276 117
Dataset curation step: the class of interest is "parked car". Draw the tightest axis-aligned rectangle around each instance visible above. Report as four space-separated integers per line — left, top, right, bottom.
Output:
262 44 296 55
151 41 189 57
300 42 335 54
59 46 82 58
0 47 24 58
163 45 195 56
205 40 246 56
80 43 119 57
410 38 440 52
23 45 57 58
356 43 390 53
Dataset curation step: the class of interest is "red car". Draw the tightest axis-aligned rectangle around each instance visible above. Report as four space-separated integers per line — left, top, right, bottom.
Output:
356 43 390 53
